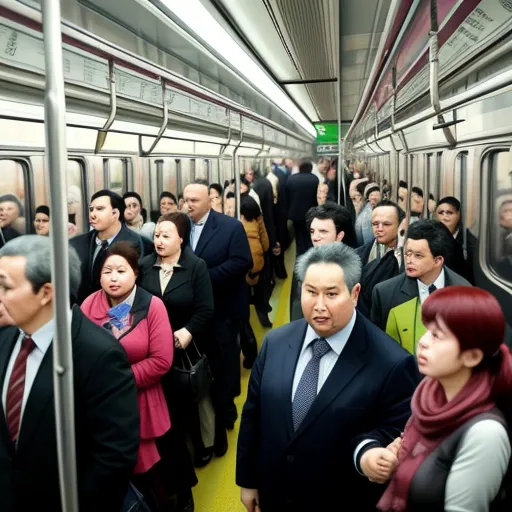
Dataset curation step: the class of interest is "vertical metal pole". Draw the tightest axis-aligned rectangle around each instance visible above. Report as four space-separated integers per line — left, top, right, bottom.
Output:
41 1 78 511
337 0 345 206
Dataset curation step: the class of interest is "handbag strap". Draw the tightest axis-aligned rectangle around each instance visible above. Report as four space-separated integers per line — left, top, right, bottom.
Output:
180 340 203 368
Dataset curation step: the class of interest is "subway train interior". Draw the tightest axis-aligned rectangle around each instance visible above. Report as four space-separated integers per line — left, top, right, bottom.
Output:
1 0 512 510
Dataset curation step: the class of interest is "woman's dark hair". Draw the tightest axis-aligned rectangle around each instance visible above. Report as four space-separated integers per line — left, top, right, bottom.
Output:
437 196 461 212
159 191 177 204
123 192 143 208
241 195 261 221
103 241 141 276
35 205 50 217
209 183 223 197
157 212 191 248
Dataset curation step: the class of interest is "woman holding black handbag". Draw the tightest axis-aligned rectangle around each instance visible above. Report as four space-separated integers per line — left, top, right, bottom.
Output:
140 212 215 509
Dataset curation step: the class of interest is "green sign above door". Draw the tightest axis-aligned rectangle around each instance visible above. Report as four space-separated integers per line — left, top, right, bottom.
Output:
314 123 338 144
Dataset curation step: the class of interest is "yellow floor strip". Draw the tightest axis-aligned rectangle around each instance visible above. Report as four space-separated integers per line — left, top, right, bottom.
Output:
193 246 296 511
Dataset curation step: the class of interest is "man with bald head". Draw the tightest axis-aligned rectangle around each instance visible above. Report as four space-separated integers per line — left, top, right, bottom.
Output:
184 179 252 460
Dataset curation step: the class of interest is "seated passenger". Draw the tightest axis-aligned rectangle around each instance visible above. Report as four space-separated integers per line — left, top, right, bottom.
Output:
0 235 139 511
81 241 173 511
160 191 178 215
371 220 471 353
34 205 50 236
209 183 223 213
0 194 24 248
123 191 156 242
378 287 512 512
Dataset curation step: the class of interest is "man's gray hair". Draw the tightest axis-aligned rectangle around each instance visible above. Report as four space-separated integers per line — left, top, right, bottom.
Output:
0 235 81 298
295 242 362 290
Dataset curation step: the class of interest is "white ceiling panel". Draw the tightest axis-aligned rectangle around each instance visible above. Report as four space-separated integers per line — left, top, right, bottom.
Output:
211 0 391 122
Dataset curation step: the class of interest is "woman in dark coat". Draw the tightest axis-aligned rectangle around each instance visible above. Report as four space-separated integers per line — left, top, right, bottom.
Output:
140 212 215 511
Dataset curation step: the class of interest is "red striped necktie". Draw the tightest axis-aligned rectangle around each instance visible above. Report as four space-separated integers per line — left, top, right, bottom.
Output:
6 336 36 443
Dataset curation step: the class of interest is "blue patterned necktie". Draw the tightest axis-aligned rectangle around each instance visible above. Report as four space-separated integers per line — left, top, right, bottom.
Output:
428 283 437 294
292 337 331 431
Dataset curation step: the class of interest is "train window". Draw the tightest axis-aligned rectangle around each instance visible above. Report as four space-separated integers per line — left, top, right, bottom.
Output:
105 159 126 195
0 160 27 240
489 150 512 283
67 160 86 235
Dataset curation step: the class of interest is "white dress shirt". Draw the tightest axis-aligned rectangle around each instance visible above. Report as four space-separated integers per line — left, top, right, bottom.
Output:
292 310 356 401
92 227 122 265
190 210 211 252
2 319 54 421
417 268 445 304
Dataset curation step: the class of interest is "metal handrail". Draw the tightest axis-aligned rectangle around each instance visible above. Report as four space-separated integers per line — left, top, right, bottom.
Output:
139 80 168 156
233 115 244 220
94 59 117 153
41 0 78 510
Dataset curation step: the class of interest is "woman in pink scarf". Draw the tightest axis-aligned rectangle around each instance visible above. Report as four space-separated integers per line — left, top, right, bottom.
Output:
378 286 512 512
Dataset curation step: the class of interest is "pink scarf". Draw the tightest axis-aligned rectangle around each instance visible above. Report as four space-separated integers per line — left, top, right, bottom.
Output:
377 369 496 511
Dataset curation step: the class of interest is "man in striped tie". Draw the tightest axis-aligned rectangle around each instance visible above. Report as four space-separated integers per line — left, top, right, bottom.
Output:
0 235 139 512
237 243 420 512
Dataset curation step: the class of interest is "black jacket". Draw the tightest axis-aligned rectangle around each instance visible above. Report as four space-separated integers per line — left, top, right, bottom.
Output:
0 307 139 512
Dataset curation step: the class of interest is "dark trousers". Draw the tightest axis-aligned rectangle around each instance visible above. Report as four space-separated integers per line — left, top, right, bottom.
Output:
253 254 272 313
293 220 312 257
207 318 241 429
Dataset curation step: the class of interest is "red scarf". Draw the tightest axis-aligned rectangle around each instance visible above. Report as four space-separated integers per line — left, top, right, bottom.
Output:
377 370 495 511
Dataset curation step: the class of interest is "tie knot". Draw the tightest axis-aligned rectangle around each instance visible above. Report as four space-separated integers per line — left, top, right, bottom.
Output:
311 338 330 360
428 284 437 294
21 336 36 353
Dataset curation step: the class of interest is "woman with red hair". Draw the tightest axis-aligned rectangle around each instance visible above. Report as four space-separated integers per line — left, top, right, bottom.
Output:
377 286 511 511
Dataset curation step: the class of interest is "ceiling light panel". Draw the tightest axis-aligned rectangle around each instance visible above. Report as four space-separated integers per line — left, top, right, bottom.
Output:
160 0 316 137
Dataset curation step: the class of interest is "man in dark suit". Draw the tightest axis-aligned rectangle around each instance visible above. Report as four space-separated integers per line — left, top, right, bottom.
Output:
71 189 144 304
372 219 471 353
290 202 355 321
286 159 319 257
0 235 139 512
184 180 252 455
237 243 419 512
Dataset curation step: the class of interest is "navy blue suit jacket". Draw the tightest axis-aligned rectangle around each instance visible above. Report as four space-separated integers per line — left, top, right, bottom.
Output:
193 210 252 320
236 312 419 511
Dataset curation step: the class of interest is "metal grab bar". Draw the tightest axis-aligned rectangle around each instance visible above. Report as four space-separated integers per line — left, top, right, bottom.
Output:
233 115 244 220
139 80 168 156
429 0 456 147
41 1 78 511
95 59 117 153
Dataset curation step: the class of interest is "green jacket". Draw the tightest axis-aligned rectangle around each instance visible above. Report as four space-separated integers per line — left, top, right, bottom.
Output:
371 267 471 354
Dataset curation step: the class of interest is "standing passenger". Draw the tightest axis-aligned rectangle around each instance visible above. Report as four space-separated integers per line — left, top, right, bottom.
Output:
71 190 144 304
81 241 174 511
237 243 419 512
378 287 511 511
184 180 252 456
0 235 139 512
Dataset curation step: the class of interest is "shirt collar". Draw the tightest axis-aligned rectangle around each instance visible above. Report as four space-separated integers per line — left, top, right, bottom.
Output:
21 318 55 353
303 310 357 357
193 210 210 227
417 267 445 292
95 226 122 246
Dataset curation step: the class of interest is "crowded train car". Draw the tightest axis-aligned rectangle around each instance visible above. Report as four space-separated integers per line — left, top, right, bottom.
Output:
0 0 511 511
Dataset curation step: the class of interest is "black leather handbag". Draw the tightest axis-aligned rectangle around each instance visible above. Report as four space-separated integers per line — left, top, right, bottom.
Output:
170 341 213 403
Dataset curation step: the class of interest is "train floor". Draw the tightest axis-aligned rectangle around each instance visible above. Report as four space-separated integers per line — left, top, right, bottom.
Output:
193 245 296 511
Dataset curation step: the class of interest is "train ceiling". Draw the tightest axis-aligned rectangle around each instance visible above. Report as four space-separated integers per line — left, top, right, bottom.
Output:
212 0 392 123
